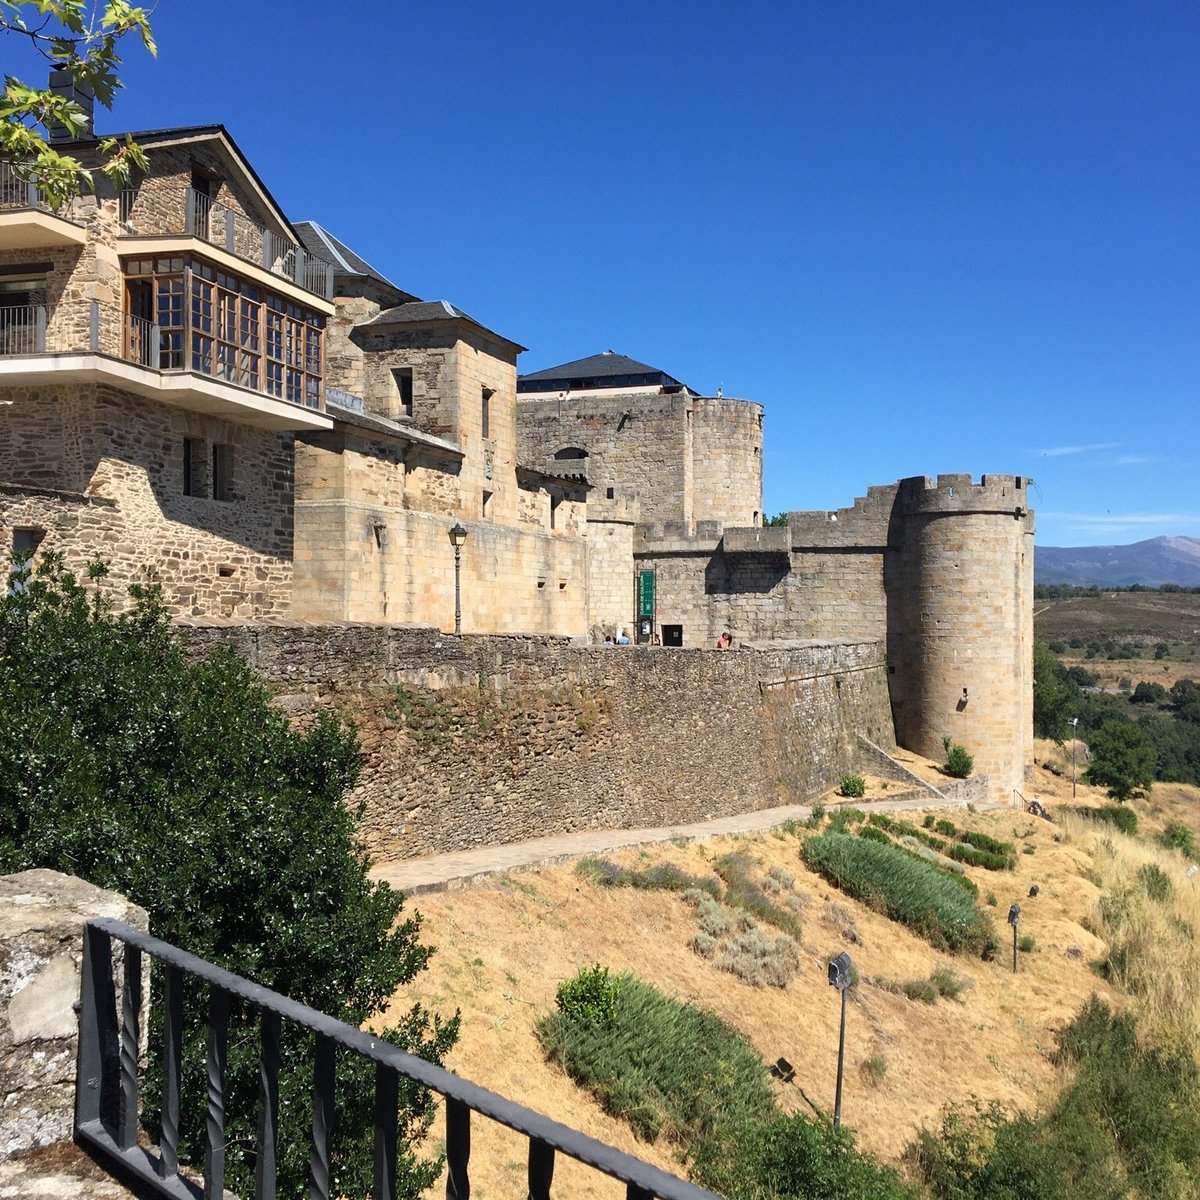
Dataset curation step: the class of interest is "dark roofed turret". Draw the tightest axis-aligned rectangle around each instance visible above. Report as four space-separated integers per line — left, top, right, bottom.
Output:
517 349 693 394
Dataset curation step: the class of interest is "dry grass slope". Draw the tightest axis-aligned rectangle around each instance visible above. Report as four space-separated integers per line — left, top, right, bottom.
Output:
375 748 1200 1200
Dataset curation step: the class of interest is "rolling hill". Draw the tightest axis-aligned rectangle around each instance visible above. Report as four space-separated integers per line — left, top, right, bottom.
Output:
1036 536 1200 587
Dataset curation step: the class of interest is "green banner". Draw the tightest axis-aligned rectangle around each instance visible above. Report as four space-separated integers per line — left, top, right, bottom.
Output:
638 570 655 618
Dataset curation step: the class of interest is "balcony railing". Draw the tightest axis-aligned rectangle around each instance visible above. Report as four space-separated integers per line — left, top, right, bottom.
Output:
0 304 47 354
121 186 334 299
0 299 324 414
0 161 49 211
78 919 717 1200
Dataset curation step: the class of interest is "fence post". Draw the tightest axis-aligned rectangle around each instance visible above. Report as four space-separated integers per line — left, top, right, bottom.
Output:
35 304 46 353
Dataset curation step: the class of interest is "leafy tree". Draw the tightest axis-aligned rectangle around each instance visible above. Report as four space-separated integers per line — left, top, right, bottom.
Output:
1084 720 1156 801
1 0 155 205
0 554 458 1199
764 511 789 526
1170 678 1200 724
1131 681 1168 705
1033 638 1079 740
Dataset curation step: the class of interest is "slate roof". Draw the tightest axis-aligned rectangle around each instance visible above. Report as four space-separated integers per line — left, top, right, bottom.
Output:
517 350 692 393
293 221 417 304
360 300 526 351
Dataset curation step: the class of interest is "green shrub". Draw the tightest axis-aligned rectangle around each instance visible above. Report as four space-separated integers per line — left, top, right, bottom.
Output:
828 805 866 832
959 830 1015 856
0 555 456 1200
935 818 958 838
903 979 939 1004
1017 935 1037 953
858 824 891 845
556 964 622 1028
942 737 974 779
1160 822 1197 858
693 1112 919 1200
839 773 866 798
929 966 968 1001
576 855 720 896
537 974 775 1146
801 833 996 955
923 813 936 829
986 891 998 906
716 927 801 988
1137 862 1174 903
947 842 1016 871
1075 804 1139 836
803 802 826 829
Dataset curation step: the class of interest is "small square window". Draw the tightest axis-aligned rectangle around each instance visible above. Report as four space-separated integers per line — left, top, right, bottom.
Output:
212 443 233 502
391 367 414 418
482 489 493 518
606 487 614 500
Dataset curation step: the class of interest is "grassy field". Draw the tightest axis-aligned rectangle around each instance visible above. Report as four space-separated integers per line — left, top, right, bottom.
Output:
371 755 1200 1200
1035 590 1200 643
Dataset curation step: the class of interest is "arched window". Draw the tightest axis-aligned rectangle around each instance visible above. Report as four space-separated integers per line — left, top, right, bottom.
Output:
553 446 588 460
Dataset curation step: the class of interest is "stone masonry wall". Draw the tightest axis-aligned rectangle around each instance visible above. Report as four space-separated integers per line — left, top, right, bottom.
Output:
1 870 148 1157
294 502 587 633
518 391 693 528
689 396 764 527
1 383 294 616
176 623 895 860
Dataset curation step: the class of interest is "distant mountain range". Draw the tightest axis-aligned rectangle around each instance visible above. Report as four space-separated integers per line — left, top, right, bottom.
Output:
1035 536 1200 587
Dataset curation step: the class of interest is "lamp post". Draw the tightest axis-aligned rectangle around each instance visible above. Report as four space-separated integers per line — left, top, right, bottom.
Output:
1008 903 1021 973
827 951 853 1127
448 522 468 635
1068 717 1079 797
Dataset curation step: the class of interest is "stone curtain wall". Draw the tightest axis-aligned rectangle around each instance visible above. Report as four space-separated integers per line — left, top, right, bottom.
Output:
0 870 148 1157
1 383 294 616
294 502 588 633
176 623 893 860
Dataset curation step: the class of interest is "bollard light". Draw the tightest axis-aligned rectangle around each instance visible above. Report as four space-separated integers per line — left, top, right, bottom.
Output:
827 952 853 1127
1008 903 1021 974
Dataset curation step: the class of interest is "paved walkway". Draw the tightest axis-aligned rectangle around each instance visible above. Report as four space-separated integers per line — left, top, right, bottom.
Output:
369 792 995 895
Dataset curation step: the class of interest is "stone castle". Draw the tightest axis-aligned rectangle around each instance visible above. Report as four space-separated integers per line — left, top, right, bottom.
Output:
0 82 1034 803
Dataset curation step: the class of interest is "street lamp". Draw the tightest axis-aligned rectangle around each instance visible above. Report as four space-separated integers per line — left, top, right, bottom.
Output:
448 522 468 635
1008 903 1021 974
827 951 854 1127
1068 717 1079 797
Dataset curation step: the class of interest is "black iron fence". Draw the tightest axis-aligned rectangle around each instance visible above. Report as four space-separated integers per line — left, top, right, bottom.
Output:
77 919 719 1200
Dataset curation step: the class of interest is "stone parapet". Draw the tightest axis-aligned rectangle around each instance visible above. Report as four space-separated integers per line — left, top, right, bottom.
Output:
0 871 148 1158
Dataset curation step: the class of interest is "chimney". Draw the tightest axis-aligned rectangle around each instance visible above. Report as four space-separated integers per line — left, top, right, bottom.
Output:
46 67 95 143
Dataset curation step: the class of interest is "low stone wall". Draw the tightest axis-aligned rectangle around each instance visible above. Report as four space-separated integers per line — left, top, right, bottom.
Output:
176 623 896 860
1 870 148 1157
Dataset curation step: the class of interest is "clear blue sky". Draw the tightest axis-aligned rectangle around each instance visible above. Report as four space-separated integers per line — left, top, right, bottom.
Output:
14 1 1200 546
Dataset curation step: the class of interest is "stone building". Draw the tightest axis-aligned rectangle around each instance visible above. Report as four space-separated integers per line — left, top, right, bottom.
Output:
290 222 588 634
0 108 335 616
1 87 1034 799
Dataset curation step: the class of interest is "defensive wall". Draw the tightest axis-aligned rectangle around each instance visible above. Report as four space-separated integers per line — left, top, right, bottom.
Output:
176 622 895 860
633 475 1034 799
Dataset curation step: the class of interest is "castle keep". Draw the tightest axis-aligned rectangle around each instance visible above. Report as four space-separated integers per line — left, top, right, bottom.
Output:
0 90 1034 807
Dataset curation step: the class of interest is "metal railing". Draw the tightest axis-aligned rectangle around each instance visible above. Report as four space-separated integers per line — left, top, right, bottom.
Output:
0 161 47 211
0 304 47 354
77 919 718 1200
123 310 160 368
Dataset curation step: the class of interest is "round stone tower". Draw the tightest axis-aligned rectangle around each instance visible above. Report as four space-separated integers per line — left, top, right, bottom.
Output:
887 474 1034 800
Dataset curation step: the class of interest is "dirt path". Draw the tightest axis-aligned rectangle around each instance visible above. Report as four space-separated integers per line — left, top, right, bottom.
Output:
370 792 1008 894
